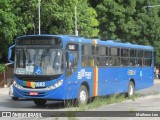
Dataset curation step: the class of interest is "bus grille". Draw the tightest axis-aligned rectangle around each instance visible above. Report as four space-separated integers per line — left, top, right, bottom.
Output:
22 86 46 89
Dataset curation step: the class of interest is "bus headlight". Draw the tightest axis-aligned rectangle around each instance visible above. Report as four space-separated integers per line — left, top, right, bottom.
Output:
13 81 23 89
47 80 63 90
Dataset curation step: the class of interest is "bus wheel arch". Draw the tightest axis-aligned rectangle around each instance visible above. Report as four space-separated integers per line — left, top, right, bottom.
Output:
77 81 90 105
127 79 135 97
81 81 90 96
130 78 135 87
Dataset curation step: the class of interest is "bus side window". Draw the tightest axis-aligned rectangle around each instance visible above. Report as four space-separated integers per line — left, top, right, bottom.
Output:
88 57 94 67
110 47 120 66
68 52 74 68
137 50 143 66
96 46 109 67
82 44 95 67
66 43 79 76
66 50 78 77
130 49 136 66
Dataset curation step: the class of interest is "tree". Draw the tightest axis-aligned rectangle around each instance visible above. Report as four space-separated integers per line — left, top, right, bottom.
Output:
11 0 99 37
40 0 99 38
77 0 99 38
0 0 17 63
96 0 139 41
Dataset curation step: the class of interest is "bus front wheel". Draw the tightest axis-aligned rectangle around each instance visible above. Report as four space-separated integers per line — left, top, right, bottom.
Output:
77 85 88 105
34 99 47 106
127 81 135 97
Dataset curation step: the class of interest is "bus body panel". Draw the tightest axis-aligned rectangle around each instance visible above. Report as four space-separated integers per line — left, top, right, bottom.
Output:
9 34 154 101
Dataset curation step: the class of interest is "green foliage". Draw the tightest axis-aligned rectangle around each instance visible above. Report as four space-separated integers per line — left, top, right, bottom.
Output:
0 0 17 62
0 64 6 73
10 0 99 37
77 0 99 38
1 0 160 64
87 95 127 109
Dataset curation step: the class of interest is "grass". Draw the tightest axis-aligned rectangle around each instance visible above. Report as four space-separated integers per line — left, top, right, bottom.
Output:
64 92 160 118
64 93 142 111
63 93 141 118
86 93 141 110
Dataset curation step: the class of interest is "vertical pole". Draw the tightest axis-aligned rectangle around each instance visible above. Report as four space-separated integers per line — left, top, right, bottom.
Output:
75 6 78 36
38 0 41 35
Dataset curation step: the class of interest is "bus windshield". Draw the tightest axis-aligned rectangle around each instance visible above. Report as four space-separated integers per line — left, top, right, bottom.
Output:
14 47 63 75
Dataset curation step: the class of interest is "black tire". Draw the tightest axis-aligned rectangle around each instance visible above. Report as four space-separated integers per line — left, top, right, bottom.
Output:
77 85 88 105
34 99 47 106
12 97 19 100
127 81 135 97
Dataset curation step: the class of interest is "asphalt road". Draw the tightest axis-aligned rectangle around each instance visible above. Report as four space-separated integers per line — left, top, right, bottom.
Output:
0 80 160 120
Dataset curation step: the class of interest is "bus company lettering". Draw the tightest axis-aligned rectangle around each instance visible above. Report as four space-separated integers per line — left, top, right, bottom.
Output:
128 70 136 75
78 69 92 79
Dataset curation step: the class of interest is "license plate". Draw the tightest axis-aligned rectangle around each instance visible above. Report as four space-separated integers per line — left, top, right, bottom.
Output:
29 92 38 96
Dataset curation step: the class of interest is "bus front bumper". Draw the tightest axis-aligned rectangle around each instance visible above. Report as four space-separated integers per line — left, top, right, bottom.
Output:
12 84 65 100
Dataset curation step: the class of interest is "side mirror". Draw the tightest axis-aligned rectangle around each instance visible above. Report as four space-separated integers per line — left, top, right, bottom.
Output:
8 45 15 64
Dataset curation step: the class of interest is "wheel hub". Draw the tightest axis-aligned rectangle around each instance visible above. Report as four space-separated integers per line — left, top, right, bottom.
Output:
79 90 86 103
129 84 133 96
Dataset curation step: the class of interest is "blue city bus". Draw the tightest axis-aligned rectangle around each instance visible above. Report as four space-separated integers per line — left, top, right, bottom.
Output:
8 34 154 105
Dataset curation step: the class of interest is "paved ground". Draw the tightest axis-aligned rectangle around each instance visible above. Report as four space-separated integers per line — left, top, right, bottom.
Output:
136 79 160 95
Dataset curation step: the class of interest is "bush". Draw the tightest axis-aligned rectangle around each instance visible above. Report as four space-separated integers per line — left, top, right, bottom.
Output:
0 64 6 73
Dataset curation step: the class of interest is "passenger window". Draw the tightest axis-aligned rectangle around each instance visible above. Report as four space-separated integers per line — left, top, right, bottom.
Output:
82 45 95 67
137 50 143 66
96 46 109 67
121 48 129 66
144 51 152 66
66 43 79 77
110 47 120 66
130 49 136 66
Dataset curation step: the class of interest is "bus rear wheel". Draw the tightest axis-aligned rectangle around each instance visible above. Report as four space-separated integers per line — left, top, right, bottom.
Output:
127 81 135 97
34 99 47 106
77 85 88 105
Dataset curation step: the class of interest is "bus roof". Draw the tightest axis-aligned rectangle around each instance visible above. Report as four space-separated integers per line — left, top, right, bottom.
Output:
16 34 153 50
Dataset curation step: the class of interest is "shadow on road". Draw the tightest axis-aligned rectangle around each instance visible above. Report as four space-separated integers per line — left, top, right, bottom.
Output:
0 96 75 110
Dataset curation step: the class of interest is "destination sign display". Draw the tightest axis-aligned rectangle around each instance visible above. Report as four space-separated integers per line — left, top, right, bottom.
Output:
16 36 61 46
66 43 79 51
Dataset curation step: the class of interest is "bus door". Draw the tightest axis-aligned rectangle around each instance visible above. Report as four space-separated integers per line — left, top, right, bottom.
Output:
65 43 79 98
